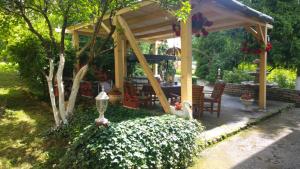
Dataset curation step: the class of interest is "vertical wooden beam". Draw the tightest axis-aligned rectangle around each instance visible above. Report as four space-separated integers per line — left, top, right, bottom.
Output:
72 31 80 73
180 17 193 104
117 15 171 113
258 25 268 109
72 31 80 50
153 41 159 76
114 22 125 95
122 41 128 79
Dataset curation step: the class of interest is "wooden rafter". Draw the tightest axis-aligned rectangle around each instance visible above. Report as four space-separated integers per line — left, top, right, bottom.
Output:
258 25 265 42
142 33 175 42
117 15 171 113
126 10 169 25
136 30 173 39
207 21 245 33
132 20 176 34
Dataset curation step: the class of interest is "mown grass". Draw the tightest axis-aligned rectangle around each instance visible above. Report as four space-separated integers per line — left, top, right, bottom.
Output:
0 62 64 169
0 62 165 168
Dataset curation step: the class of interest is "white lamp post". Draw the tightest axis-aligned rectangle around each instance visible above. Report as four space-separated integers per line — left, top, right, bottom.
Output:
95 86 109 126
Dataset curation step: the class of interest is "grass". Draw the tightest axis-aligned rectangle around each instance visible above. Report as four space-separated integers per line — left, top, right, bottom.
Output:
0 62 165 168
0 62 63 169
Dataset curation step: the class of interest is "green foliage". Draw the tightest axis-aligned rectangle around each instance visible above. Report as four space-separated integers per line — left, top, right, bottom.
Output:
158 40 169 55
7 35 75 97
53 105 162 140
0 62 17 73
237 62 257 72
223 68 254 84
241 0 300 74
7 36 48 97
267 68 296 89
58 112 203 169
193 29 248 83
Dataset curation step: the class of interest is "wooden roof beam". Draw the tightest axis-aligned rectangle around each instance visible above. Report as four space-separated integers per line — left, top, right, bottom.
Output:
132 20 176 34
207 22 245 33
244 26 261 41
140 33 175 42
136 30 174 39
125 10 170 25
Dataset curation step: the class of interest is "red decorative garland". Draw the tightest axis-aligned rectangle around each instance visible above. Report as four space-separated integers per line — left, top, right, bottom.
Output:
241 41 272 55
172 12 213 37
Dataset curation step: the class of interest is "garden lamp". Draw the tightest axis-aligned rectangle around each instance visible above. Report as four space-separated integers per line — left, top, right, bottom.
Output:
95 85 109 126
217 68 221 80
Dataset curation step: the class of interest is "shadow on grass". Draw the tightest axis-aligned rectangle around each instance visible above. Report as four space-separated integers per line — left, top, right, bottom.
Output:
0 79 65 168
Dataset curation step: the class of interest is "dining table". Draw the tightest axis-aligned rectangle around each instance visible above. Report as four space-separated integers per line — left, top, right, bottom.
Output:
141 83 181 102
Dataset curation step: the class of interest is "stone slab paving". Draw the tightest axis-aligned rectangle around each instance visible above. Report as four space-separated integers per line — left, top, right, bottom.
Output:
191 108 300 169
197 94 294 144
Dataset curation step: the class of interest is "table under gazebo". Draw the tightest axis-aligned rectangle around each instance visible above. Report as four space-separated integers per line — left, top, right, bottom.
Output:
67 0 274 114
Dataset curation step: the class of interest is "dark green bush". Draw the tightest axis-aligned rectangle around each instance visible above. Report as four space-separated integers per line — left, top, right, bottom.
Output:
58 114 203 169
223 68 254 83
7 35 76 98
52 105 162 141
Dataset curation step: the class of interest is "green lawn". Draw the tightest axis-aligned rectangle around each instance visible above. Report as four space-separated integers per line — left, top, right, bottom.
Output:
0 64 63 169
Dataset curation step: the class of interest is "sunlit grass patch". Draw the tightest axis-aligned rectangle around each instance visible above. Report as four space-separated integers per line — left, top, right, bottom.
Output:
0 64 59 169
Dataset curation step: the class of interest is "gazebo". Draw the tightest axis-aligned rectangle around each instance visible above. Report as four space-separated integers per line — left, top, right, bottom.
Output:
67 0 273 113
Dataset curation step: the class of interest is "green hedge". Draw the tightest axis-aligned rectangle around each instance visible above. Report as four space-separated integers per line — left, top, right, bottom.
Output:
223 68 254 83
58 115 203 169
267 68 296 89
51 105 163 141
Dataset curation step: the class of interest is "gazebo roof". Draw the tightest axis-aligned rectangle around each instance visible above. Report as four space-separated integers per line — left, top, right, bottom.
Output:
67 0 273 42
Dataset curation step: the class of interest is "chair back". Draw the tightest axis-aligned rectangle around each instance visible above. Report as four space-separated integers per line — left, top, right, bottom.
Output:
211 83 226 101
124 81 138 97
192 85 204 105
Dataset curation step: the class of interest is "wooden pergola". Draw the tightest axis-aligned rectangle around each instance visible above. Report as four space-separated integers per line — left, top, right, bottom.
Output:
67 0 274 113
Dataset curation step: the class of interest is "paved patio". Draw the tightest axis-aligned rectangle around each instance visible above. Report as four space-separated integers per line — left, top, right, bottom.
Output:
198 94 295 145
190 108 300 169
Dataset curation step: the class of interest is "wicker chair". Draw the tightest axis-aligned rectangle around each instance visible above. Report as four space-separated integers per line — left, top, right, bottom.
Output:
169 85 204 119
204 82 226 117
192 85 204 118
123 81 151 109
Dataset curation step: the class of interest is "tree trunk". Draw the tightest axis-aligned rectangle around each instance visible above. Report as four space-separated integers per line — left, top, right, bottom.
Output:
46 59 61 127
56 53 67 124
66 65 89 117
296 69 300 90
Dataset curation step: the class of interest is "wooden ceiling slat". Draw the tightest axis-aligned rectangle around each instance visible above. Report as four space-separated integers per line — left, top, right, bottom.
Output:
136 30 174 39
125 10 169 25
132 20 176 34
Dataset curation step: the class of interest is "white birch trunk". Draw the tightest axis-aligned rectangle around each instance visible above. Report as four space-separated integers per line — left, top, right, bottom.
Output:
56 53 67 124
66 65 89 117
296 76 300 90
46 59 61 127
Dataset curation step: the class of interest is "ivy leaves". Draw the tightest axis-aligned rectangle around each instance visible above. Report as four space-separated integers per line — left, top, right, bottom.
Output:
59 113 204 169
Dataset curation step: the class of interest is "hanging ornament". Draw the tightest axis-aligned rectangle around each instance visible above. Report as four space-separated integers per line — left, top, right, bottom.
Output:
265 42 272 52
172 12 213 37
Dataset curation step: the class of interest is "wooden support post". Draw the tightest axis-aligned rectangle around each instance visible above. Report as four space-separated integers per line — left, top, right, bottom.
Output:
117 15 171 113
113 23 125 96
153 41 159 76
72 31 80 73
122 41 128 79
180 17 193 105
258 25 268 109
72 31 79 50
